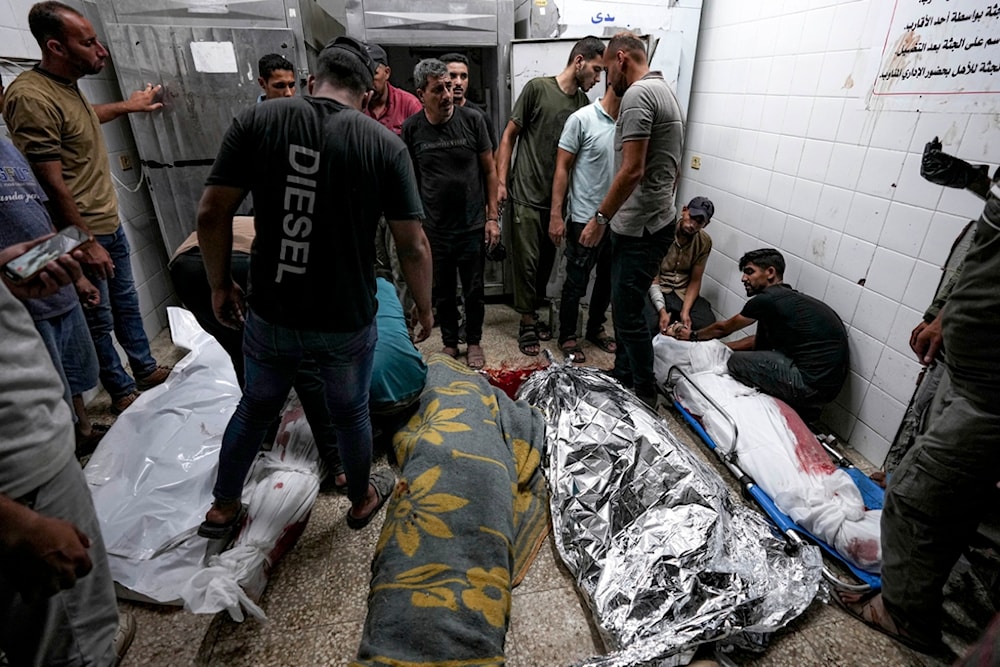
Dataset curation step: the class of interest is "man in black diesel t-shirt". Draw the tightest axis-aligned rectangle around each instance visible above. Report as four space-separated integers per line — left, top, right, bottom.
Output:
669 248 848 421
196 37 432 535
402 58 499 370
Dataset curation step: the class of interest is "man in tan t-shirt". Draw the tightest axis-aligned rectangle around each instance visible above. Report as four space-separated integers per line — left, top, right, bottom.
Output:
647 196 716 335
3 1 168 414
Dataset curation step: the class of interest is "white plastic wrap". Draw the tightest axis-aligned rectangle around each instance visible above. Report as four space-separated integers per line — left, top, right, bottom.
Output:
86 308 322 614
653 336 882 573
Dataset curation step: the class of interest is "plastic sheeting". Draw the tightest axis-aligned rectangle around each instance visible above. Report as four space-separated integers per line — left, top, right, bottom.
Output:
653 336 882 573
86 308 321 615
519 362 822 667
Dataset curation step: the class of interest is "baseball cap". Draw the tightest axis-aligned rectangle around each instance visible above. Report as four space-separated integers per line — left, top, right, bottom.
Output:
687 196 715 222
365 43 388 67
323 36 378 77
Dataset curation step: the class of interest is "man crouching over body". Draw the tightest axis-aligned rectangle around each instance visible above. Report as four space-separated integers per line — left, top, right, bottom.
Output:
668 248 848 423
196 36 432 536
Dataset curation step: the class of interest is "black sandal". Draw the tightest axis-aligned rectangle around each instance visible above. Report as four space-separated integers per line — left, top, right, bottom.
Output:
586 329 617 354
346 469 396 530
518 321 540 356
197 503 247 540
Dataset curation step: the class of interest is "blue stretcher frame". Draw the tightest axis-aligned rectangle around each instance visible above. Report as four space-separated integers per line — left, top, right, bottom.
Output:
666 366 882 593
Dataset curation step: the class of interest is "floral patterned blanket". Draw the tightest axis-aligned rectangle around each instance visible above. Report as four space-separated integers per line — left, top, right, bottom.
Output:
353 355 549 667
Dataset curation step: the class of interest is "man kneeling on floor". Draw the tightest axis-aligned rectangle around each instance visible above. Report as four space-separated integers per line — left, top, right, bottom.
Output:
668 248 848 422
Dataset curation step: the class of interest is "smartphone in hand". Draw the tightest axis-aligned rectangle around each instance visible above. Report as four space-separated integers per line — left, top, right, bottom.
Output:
1 227 92 284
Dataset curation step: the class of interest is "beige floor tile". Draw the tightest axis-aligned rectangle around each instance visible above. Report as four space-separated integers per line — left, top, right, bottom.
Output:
506 585 605 666
118 602 217 667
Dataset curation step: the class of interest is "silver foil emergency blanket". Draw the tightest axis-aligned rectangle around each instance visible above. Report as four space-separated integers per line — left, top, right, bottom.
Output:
518 363 822 666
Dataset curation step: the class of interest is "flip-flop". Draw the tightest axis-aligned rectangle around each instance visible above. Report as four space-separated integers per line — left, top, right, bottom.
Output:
197 503 247 540
346 469 396 530
831 590 950 658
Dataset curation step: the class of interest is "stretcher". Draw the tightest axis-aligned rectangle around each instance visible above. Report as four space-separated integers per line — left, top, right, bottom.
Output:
665 364 883 594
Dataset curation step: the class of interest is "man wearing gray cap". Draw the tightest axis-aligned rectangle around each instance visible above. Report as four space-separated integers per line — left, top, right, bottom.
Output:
363 43 422 136
648 196 716 335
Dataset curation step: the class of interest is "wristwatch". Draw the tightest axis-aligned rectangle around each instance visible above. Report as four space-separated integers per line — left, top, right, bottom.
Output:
595 211 610 226
688 329 700 342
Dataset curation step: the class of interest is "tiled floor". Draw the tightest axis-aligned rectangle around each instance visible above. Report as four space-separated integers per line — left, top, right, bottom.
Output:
110 304 944 666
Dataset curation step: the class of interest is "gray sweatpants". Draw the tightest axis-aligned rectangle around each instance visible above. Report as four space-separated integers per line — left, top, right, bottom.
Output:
881 370 1000 641
0 458 119 667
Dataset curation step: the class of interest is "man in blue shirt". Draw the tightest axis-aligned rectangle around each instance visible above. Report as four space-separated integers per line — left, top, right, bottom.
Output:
549 88 620 363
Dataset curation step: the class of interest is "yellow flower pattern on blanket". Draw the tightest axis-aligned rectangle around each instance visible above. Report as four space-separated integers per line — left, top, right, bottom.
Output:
378 466 469 557
462 567 511 628
393 397 472 463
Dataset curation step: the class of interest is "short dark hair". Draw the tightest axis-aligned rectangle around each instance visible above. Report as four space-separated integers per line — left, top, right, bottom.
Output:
315 42 374 95
28 1 78 48
258 53 294 80
439 52 469 66
606 32 647 62
413 58 448 91
738 249 785 277
567 36 605 65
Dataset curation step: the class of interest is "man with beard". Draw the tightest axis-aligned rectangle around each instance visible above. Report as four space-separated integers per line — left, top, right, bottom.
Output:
3 1 169 415
578 32 683 408
496 35 605 356
439 52 497 150
668 248 848 422
402 59 499 369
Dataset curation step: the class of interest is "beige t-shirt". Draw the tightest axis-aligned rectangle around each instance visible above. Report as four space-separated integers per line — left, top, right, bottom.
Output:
171 216 256 259
658 229 712 296
3 68 119 235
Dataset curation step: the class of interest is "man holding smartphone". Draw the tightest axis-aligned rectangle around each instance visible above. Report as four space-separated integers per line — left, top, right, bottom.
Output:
0 137 104 453
3 1 169 414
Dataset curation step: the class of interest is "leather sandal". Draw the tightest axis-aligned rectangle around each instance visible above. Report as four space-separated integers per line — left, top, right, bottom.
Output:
346 469 396 530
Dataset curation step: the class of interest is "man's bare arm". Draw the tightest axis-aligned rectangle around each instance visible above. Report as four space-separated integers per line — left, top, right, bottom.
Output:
387 219 434 342
479 150 501 247
549 148 577 247
196 185 246 328
30 160 113 278
495 120 521 204
580 138 649 247
680 260 708 326
94 84 163 123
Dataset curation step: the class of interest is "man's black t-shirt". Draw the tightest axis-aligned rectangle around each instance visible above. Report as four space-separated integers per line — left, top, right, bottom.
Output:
464 100 497 151
740 284 849 396
206 96 423 332
401 105 491 232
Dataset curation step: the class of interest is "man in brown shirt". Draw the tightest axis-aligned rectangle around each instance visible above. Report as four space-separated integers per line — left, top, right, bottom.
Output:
647 196 716 334
3 1 168 414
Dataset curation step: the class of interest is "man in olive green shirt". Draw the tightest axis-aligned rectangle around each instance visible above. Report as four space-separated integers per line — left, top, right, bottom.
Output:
4 1 168 413
495 35 605 356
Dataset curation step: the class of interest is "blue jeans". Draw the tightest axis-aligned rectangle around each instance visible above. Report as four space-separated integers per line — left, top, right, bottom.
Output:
213 310 378 504
84 225 157 399
610 225 674 397
558 220 612 343
35 304 100 419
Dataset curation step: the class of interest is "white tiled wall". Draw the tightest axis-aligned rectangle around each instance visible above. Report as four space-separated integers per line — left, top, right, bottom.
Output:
0 0 176 342
681 0 999 465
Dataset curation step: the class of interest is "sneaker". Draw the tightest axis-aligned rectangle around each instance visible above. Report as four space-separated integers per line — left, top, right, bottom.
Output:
113 610 136 666
135 365 170 391
111 391 141 415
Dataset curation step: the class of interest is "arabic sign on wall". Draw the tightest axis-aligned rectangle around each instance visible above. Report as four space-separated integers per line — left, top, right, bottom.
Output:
868 0 1000 112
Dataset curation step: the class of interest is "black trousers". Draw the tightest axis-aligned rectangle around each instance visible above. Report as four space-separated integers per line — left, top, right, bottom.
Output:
427 227 486 347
